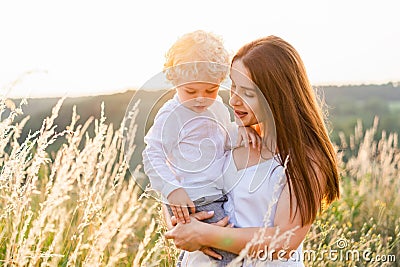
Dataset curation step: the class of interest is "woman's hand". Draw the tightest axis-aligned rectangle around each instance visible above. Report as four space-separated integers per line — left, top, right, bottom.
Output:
200 247 222 260
165 213 209 251
165 211 231 252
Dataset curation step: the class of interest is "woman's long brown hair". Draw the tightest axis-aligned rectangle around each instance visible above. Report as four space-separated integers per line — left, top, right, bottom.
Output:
233 36 340 226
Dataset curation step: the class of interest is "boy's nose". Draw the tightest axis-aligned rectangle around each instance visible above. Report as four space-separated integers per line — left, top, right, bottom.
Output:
196 96 205 103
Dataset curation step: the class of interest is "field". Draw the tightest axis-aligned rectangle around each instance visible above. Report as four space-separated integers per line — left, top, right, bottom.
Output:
0 97 399 266
389 101 400 113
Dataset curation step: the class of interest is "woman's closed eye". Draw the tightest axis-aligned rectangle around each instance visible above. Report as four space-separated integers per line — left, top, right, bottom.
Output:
245 90 255 97
231 84 254 98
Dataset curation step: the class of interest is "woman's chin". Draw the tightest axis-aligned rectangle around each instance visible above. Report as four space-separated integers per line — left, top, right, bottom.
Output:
234 118 246 126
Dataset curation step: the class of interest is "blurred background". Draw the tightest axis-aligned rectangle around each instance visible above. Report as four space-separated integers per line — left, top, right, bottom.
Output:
1 0 399 167
2 1 400 96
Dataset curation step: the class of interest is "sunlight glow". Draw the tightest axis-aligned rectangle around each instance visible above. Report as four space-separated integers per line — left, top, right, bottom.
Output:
1 0 399 98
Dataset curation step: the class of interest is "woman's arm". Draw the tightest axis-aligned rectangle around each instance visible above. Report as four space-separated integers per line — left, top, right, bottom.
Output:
162 204 231 259
165 216 271 254
166 183 312 259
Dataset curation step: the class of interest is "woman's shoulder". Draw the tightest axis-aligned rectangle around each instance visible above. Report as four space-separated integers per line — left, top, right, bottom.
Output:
231 146 251 170
231 146 276 171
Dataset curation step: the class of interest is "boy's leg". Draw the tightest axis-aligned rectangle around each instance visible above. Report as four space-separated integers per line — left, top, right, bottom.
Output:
167 196 241 266
192 195 240 266
192 195 228 223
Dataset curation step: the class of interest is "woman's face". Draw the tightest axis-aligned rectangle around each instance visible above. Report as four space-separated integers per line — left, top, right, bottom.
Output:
229 60 263 126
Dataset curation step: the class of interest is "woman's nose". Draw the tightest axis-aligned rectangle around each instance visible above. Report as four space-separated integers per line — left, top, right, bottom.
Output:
229 92 241 106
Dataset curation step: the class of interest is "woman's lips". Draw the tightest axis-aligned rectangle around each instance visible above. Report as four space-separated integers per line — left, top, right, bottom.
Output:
234 110 248 118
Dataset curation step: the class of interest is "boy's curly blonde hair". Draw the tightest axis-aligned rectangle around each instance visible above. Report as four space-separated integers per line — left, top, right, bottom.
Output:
164 30 230 85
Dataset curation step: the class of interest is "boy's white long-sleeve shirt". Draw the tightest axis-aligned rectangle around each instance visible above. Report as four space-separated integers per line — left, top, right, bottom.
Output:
143 94 237 201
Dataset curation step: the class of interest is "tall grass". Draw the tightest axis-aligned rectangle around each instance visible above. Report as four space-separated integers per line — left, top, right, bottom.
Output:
304 118 400 266
0 97 174 266
0 98 398 266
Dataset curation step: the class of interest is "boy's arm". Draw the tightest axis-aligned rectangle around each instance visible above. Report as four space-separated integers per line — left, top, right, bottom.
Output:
142 110 182 198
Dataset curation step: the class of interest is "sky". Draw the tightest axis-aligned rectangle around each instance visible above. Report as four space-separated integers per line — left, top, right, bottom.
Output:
1 0 399 98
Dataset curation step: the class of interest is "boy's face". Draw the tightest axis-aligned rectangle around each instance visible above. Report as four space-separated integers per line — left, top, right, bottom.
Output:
176 82 220 113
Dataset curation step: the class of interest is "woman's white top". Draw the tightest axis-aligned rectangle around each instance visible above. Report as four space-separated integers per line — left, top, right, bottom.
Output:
222 150 304 266
143 94 237 201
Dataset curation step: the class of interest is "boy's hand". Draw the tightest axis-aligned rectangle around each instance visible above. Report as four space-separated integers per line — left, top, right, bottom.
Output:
167 188 195 224
236 126 261 151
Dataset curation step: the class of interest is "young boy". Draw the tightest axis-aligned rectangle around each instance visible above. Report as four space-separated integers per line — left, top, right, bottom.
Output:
142 30 257 266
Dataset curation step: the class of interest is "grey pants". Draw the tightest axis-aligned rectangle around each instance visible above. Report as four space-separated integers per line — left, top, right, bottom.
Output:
167 195 238 267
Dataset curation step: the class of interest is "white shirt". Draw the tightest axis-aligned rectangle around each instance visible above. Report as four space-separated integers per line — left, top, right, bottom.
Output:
143 93 237 201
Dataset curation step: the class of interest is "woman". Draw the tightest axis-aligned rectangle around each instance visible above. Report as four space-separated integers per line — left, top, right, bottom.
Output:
165 35 340 266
